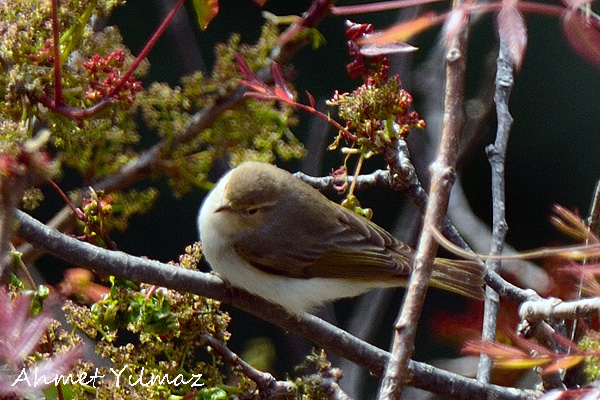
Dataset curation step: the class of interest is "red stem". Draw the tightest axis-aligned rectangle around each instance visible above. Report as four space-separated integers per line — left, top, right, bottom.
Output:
39 94 111 119
107 0 187 98
51 0 62 106
331 0 447 15
49 180 85 221
293 102 356 142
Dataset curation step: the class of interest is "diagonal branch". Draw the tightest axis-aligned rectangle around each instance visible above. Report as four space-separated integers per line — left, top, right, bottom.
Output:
15 209 537 400
199 334 296 397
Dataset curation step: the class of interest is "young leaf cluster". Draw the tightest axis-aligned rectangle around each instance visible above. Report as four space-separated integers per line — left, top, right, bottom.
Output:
327 59 425 159
139 21 304 197
62 244 238 399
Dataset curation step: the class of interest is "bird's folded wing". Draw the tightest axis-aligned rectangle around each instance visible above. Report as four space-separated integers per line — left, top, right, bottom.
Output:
234 205 414 280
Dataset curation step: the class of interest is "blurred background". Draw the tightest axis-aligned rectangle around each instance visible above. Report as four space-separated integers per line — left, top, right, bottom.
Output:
33 0 600 397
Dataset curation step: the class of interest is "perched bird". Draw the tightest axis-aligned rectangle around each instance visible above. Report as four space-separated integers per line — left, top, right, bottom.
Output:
198 161 484 316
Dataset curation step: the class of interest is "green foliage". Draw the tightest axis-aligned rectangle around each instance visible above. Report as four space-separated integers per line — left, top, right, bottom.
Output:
139 21 304 197
0 120 29 155
73 187 158 248
293 350 343 400
341 194 373 220
99 188 159 232
327 60 425 158
63 245 237 399
22 187 45 210
580 332 600 381
1 0 303 214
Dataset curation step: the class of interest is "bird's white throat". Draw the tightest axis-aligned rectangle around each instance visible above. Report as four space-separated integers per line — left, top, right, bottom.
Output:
197 169 387 315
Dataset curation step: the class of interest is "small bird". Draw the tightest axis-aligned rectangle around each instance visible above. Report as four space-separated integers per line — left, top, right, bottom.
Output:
198 161 485 316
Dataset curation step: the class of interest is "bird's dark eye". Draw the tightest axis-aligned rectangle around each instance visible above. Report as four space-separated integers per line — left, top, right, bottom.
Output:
246 208 259 215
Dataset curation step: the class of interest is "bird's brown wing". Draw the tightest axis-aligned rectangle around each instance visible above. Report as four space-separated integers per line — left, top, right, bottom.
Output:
234 203 414 280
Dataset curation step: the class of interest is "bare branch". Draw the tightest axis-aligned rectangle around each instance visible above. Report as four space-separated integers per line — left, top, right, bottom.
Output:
294 169 390 190
200 334 296 398
478 36 516 383
377 6 472 398
519 297 600 321
15 209 537 400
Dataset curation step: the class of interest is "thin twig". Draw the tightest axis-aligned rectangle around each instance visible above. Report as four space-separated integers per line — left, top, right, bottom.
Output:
200 334 295 398
477 37 515 383
15 209 538 400
376 5 471 398
51 0 62 106
519 297 600 321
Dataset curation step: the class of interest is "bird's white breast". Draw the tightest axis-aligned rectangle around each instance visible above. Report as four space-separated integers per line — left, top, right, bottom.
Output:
197 169 391 315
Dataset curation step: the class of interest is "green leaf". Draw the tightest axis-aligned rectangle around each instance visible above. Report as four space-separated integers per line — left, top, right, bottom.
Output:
193 0 219 30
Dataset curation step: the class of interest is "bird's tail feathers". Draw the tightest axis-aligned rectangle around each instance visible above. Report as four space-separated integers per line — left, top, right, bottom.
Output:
430 258 486 300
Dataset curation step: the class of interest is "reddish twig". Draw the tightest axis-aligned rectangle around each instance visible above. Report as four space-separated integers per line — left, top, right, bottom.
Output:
107 0 186 98
49 180 85 221
40 0 186 120
235 53 356 143
51 0 62 106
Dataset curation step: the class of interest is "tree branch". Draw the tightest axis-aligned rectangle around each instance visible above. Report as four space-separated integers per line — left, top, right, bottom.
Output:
519 297 600 321
478 36 515 383
377 9 471 399
14 209 537 400
199 334 296 398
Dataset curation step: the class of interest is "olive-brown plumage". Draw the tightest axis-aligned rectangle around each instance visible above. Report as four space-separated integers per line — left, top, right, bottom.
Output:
199 161 484 315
